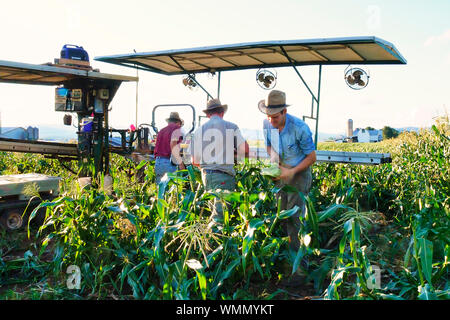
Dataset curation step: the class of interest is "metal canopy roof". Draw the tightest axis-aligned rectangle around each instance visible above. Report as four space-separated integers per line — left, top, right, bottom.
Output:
0 60 138 86
94 36 407 75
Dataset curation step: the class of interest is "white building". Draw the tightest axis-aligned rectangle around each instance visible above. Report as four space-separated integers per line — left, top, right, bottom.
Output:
353 128 382 143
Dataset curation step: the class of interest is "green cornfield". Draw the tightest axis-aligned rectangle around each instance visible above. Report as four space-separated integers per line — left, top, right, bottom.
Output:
0 117 448 300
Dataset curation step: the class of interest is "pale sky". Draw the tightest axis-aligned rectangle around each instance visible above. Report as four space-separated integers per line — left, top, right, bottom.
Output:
0 0 449 135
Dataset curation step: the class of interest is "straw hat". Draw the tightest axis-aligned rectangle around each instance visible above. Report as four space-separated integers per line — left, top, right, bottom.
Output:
258 90 291 115
202 98 228 114
166 112 184 126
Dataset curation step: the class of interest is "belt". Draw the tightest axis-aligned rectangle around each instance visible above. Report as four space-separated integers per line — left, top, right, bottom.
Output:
204 169 232 176
156 156 170 159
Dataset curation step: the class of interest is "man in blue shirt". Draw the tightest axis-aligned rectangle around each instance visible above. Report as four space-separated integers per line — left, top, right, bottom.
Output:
259 90 316 251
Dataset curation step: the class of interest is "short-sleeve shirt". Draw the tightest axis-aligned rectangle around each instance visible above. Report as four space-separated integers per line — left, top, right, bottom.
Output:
191 115 246 176
154 122 183 158
263 113 315 167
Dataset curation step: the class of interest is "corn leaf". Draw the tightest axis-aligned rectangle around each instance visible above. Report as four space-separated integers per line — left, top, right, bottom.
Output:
278 206 299 220
317 204 353 222
418 238 434 285
418 284 438 300
196 270 207 300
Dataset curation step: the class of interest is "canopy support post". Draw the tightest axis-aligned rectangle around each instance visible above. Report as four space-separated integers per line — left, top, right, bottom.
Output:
187 74 214 100
217 71 221 99
289 64 322 149
279 47 322 148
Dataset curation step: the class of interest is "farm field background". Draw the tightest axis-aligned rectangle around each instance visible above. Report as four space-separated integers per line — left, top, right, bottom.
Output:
0 118 448 300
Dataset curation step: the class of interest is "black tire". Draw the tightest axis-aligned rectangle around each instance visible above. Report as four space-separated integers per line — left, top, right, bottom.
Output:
0 209 24 231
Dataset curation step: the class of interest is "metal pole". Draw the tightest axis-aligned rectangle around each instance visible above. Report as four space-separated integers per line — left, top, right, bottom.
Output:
289 63 320 148
292 66 318 103
104 104 110 174
135 67 139 128
280 46 319 104
217 71 221 99
133 50 139 128
314 65 322 149
189 74 214 99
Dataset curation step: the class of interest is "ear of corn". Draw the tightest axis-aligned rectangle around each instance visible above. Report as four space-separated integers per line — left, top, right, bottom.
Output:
261 163 281 178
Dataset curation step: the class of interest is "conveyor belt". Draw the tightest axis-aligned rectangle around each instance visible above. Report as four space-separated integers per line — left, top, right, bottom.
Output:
0 173 61 198
316 150 392 165
247 148 392 165
0 137 78 156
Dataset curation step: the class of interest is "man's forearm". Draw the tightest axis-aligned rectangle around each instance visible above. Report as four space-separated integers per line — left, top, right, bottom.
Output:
291 151 316 174
266 146 280 163
237 141 250 160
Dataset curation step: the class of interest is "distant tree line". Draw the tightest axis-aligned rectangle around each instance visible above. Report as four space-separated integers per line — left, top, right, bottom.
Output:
363 126 400 139
382 126 400 139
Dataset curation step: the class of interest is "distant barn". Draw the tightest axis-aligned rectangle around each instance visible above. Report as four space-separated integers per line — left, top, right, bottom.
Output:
353 128 383 143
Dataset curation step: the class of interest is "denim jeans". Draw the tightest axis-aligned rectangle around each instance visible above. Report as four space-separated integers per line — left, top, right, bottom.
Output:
274 167 313 251
155 157 177 185
202 171 236 224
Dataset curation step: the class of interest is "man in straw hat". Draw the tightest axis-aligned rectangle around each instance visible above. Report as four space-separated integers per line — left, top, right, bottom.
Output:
259 90 316 252
154 111 185 184
191 98 249 230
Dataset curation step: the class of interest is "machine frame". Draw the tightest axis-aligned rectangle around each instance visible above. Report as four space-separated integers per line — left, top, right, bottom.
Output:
95 36 407 165
0 59 143 175
0 59 145 230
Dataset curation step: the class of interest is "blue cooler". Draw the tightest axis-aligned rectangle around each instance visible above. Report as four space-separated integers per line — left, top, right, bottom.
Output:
61 44 89 61
80 117 93 133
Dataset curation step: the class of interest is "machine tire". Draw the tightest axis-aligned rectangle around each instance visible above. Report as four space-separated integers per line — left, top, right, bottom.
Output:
0 209 24 231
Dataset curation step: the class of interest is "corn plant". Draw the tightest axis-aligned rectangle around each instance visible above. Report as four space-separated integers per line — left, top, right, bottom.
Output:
1 117 448 300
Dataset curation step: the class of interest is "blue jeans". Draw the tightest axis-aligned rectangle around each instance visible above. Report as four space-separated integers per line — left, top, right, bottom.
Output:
202 170 236 224
155 157 177 185
275 167 312 251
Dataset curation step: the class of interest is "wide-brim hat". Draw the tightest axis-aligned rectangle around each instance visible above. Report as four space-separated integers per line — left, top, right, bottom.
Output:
258 90 290 115
166 112 184 126
202 98 228 114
